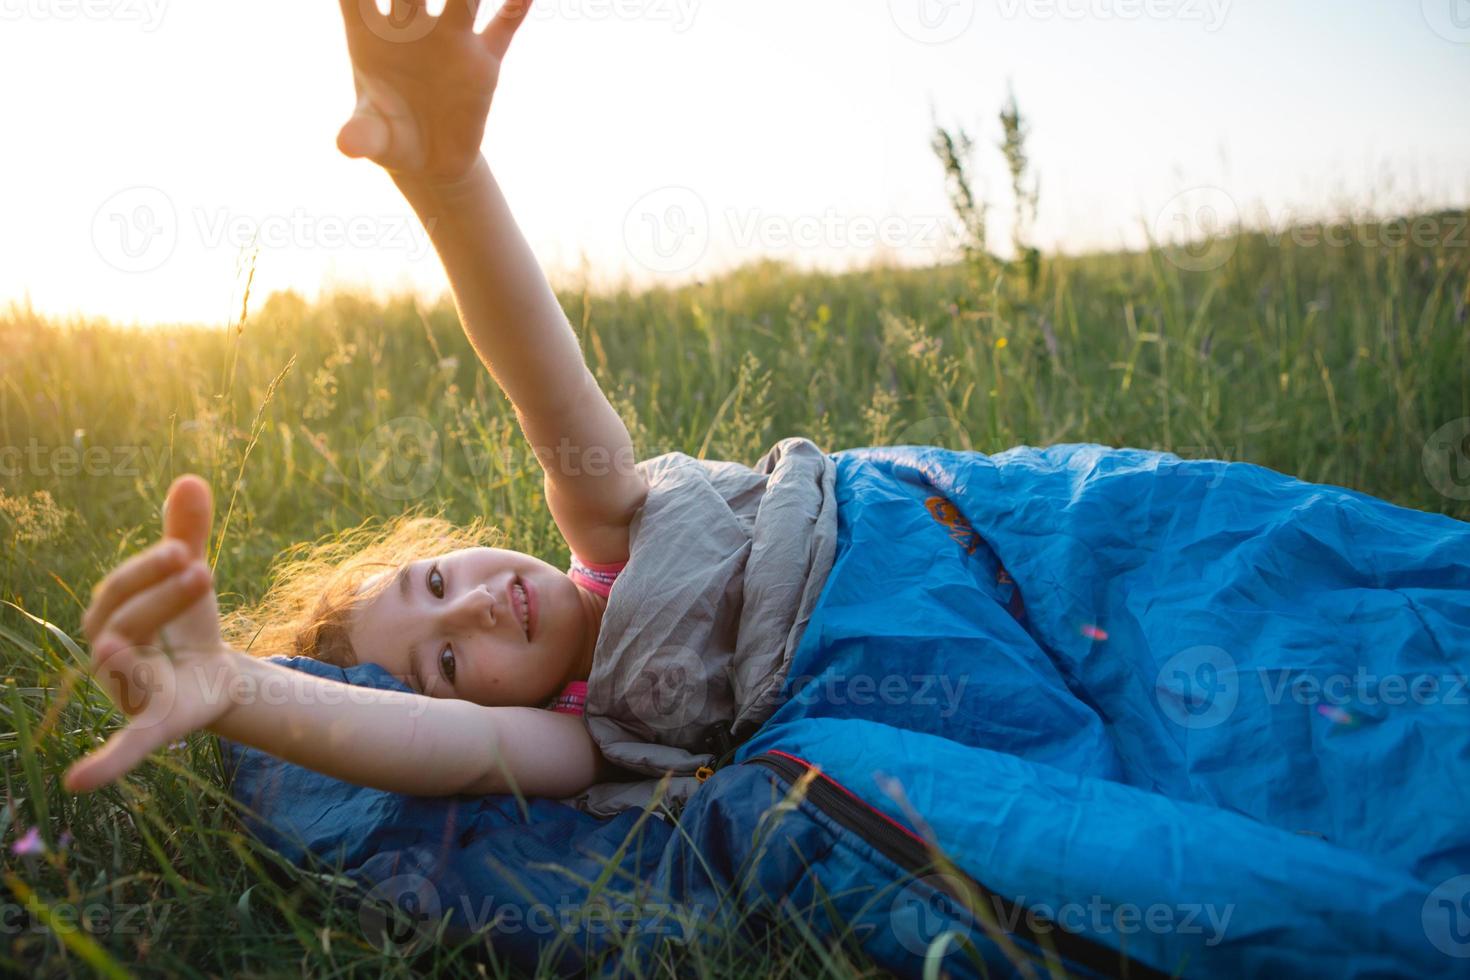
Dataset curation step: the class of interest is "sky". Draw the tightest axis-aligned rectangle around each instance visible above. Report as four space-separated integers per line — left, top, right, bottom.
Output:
1 0 1467 326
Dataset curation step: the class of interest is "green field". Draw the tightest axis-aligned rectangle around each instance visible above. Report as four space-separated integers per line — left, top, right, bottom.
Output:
2 209 1468 975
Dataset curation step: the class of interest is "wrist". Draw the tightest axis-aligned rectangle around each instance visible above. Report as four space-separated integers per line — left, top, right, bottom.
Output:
391 154 491 204
190 645 248 730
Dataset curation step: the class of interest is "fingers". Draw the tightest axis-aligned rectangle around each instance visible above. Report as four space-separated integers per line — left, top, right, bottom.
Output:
83 539 189 643
437 0 483 31
162 474 212 562
341 0 433 42
91 564 214 667
343 0 522 50
482 0 534 59
386 0 424 18
63 720 170 793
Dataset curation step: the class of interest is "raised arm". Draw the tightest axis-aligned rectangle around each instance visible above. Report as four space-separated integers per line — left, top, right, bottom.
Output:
335 0 647 563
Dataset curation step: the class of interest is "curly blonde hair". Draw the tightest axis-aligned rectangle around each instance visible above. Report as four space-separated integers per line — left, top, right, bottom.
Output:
221 512 503 667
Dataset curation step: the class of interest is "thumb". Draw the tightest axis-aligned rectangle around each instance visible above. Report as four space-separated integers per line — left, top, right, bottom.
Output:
63 721 169 793
337 94 390 161
162 474 212 562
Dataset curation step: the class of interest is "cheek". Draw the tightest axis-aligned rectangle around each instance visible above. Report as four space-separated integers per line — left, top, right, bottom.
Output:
557 578 583 631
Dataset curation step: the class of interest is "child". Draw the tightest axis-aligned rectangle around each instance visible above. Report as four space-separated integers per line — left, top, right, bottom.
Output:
66 0 801 804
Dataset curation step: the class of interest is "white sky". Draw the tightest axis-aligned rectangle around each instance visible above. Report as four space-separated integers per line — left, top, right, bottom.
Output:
2 0 1467 326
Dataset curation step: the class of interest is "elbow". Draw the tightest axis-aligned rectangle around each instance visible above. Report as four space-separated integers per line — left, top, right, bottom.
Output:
459 764 509 797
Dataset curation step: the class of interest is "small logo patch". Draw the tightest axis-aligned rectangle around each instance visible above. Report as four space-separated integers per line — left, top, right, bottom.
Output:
923 495 982 555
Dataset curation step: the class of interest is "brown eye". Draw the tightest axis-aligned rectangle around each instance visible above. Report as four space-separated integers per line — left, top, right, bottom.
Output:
438 645 456 684
426 564 445 599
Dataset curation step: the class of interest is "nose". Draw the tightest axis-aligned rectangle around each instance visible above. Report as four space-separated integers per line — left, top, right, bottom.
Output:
440 585 501 633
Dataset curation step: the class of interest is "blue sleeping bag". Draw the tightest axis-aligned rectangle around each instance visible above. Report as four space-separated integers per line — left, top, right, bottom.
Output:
223 445 1470 976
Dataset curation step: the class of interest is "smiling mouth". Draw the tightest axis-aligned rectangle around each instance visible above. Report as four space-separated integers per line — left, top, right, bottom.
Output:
511 578 531 640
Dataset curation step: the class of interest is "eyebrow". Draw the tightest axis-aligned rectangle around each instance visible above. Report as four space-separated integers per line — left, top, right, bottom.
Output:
397 563 412 599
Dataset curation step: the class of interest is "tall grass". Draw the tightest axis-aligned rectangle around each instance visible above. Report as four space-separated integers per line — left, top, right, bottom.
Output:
2 200 1467 974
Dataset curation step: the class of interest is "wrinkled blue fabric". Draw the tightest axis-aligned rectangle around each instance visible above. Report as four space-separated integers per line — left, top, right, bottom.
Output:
224 445 1470 977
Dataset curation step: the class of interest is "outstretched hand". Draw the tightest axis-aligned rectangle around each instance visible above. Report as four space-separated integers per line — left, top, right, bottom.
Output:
65 475 237 793
335 0 535 183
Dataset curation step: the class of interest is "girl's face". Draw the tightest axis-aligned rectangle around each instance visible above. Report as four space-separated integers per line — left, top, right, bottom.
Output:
347 547 599 707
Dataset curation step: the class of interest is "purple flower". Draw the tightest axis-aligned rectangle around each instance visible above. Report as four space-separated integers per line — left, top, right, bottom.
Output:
11 826 44 856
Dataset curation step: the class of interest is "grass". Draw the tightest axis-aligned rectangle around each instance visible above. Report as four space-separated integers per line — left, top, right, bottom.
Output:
2 205 1468 976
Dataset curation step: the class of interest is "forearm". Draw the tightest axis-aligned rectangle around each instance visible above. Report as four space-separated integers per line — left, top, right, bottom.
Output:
394 156 601 427
205 652 602 799
206 651 499 797
392 156 647 557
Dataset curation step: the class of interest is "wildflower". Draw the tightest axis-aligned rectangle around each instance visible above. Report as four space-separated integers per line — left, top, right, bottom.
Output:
0 489 72 546
1316 704 1357 726
995 336 1008 350
907 336 942 360
11 826 44 856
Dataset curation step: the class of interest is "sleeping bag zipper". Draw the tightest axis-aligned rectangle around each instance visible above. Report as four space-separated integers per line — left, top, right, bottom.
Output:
749 750 928 869
748 750 1170 980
